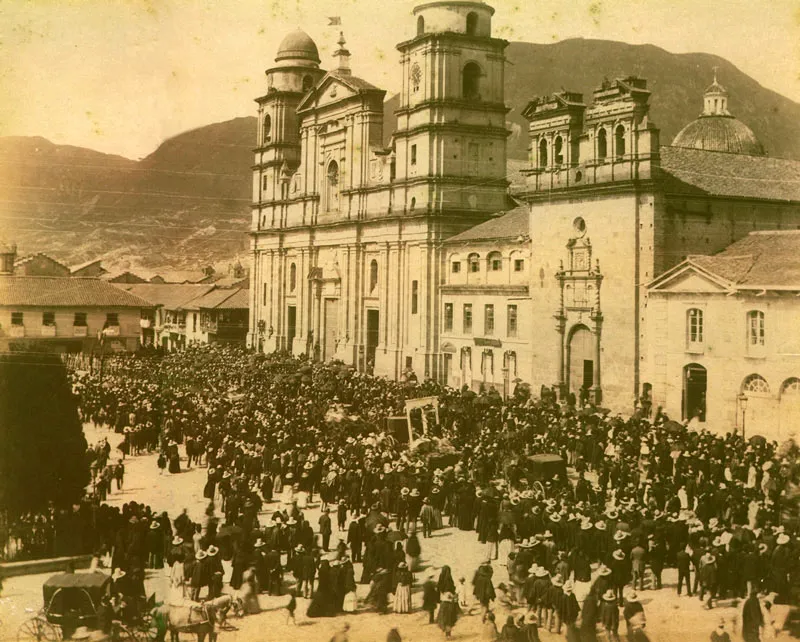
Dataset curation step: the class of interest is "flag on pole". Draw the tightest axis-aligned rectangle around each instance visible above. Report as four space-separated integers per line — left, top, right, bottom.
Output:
328 16 342 25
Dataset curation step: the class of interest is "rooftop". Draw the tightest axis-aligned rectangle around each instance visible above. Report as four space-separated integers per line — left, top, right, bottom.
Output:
0 276 154 308
444 205 529 243
192 287 249 310
117 283 217 310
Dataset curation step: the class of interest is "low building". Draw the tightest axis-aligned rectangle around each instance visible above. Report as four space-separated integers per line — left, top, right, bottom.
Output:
646 231 800 442
70 259 109 278
439 205 531 395
14 253 70 277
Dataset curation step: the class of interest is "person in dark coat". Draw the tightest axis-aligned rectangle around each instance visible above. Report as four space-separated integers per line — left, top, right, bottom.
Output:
347 518 364 563
319 509 333 552
600 589 620 642
472 561 496 621
438 565 456 594
742 592 764 642
366 567 391 614
676 548 692 596
422 572 440 624
307 559 336 617
580 591 599 642
561 580 580 642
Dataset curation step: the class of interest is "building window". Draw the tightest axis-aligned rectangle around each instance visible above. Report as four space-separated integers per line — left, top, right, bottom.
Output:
484 304 495 335
463 304 473 334
462 62 481 101
747 310 765 346
514 259 524 272
615 124 625 158
468 253 480 273
687 308 703 345
411 280 418 314
410 197 416 210
597 127 608 161
302 75 314 92
262 114 271 144
417 15 425 36
327 160 340 211
193 313 197 333
290 263 297 292
105 313 119 327
554 136 564 166
262 175 268 191
11 312 23 326
451 261 461 274
42 311 55 326
742 374 770 394
539 138 548 168
466 11 478 35
488 252 502 271
370 260 378 292
410 144 417 166
507 304 518 338
444 303 453 331
263 283 267 306
481 349 494 375
74 312 87 326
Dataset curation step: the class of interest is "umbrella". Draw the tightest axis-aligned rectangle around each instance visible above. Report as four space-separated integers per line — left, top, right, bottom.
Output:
664 420 685 434
749 434 767 446
365 510 389 532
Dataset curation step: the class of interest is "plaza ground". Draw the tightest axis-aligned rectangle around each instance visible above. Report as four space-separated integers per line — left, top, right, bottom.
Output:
0 423 793 642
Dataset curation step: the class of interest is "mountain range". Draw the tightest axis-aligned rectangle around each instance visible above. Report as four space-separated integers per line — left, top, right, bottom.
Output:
2 38 799 275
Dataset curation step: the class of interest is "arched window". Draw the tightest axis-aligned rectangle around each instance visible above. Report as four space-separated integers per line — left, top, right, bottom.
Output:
686 308 703 345
262 114 271 144
615 124 626 159
538 138 548 168
462 62 481 101
487 251 502 272
554 136 564 165
468 253 480 273
326 160 340 211
597 128 607 161
417 15 425 36
742 374 770 394
780 377 800 397
747 310 765 346
289 263 297 292
302 75 314 92
369 259 378 292
410 197 416 210
466 11 478 36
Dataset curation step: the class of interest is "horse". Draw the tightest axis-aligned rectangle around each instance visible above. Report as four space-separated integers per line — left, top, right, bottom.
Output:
152 598 223 642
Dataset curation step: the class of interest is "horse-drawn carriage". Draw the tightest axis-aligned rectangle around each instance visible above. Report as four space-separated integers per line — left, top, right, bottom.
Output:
17 572 149 642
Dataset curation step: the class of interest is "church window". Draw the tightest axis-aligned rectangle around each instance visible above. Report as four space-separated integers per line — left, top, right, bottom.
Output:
289 263 297 292
487 251 502 271
444 303 453 331
262 114 271 144
538 139 548 168
466 11 478 36
507 305 518 338
615 125 626 159
410 197 416 210
411 144 417 165
11 312 23 326
484 304 495 335
452 261 461 274
554 136 564 166
468 253 480 273
326 160 340 211
597 128 608 161
302 75 314 92
462 62 481 101
742 374 770 394
463 304 473 334
411 280 419 314
417 15 425 36
747 310 765 346
263 175 268 191
686 308 703 346
514 259 524 272
369 260 378 292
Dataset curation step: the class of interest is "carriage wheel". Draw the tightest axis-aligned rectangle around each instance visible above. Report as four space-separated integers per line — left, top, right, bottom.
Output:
111 624 137 642
133 614 159 642
17 617 61 642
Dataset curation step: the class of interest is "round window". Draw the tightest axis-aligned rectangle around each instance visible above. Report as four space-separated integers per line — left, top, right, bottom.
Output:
573 217 587 236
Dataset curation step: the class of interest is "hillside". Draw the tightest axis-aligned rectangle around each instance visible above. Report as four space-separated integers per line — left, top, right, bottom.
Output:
2 39 799 273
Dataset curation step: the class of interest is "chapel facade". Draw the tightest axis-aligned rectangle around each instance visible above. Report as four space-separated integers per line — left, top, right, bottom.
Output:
248 1 511 380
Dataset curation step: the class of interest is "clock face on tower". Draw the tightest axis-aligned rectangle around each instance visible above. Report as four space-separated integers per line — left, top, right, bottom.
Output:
410 63 422 92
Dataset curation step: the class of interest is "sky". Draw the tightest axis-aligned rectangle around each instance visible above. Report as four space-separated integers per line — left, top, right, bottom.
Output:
1 0 798 160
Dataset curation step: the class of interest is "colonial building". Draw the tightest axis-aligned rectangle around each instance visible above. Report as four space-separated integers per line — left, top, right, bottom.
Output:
646 231 800 442
518 75 800 413
249 1 512 379
439 205 531 393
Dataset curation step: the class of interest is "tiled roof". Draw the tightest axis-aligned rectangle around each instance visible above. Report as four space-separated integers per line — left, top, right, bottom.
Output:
70 258 106 274
444 205 529 244
671 115 765 156
118 283 216 310
690 231 800 288
191 288 249 310
14 252 69 270
659 146 800 202
329 72 382 93
0 276 154 308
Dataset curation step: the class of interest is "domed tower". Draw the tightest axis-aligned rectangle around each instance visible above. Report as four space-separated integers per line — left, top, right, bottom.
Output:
672 73 766 156
253 30 327 226
394 1 509 222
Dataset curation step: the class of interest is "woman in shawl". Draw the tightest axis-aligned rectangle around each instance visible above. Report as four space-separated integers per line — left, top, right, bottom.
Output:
438 565 456 595
393 561 413 613
472 561 496 622
405 531 422 572
437 591 459 638
500 614 520 641
307 559 337 617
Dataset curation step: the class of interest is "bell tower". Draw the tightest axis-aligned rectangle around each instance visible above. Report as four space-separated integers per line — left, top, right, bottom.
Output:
394 1 509 223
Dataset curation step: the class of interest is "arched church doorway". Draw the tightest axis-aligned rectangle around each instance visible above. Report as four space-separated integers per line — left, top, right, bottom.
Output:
567 325 594 396
682 363 707 422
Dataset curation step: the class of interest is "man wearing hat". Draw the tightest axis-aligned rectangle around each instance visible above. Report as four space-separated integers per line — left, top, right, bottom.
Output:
319 507 333 552
600 588 620 642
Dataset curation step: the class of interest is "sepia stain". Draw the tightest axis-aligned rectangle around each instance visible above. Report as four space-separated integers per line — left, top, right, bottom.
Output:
589 1 603 26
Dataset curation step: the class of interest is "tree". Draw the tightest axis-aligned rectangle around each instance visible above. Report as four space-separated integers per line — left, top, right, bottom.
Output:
0 351 90 518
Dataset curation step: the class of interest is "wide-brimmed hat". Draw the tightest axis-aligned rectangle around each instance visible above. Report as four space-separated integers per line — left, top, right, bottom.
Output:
286 518 297 525
777 533 790 545
208 468 217 475
606 509 619 520
111 569 126 581
543 530 553 538
150 521 160 530
595 520 607 531
374 524 387 533
254 538 265 548
222 471 232 479
613 530 627 541
207 545 219 557
535 567 549 578
581 520 593 531
612 549 626 561
71 627 92 640
172 536 184 546
598 565 612 576
294 545 305 553
552 575 564 587
602 589 617 602
195 550 207 560
401 487 410 496
410 488 420 497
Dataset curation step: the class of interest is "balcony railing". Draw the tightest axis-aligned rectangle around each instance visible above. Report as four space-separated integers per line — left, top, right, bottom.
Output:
103 325 120 337
140 319 152 329
73 326 88 337
40 325 57 337
9 325 25 338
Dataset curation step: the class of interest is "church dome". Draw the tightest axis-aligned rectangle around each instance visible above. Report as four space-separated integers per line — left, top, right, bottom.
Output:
671 72 765 156
275 30 320 65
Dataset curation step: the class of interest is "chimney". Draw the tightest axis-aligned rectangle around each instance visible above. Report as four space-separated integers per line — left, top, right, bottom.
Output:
334 32 351 76
0 241 17 275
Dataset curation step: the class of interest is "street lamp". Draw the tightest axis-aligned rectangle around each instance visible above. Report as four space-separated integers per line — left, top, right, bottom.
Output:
738 393 748 441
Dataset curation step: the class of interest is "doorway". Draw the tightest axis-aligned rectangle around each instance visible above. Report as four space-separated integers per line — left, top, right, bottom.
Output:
366 309 379 371
568 325 594 395
683 363 707 422
286 306 296 354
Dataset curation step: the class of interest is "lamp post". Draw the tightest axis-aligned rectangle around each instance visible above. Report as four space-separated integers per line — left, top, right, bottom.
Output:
738 393 748 441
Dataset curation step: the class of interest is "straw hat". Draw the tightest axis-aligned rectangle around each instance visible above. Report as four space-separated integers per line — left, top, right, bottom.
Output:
777 533 790 545
595 520 607 531
195 550 207 560
254 538 266 548
551 575 564 587
602 589 617 602
207 545 219 557
598 565 612 577
72 627 92 640
111 569 126 581
149 521 160 530
535 567 549 578
172 536 183 546
410 488 420 497
612 549 626 561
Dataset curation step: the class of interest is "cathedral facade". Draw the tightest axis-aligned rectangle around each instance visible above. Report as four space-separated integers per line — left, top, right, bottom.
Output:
248 1 511 380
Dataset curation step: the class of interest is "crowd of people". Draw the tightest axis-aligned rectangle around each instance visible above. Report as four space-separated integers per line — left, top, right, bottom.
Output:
63 344 799 641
